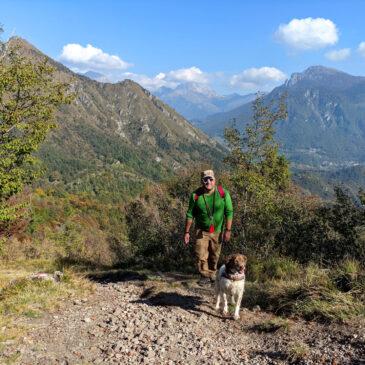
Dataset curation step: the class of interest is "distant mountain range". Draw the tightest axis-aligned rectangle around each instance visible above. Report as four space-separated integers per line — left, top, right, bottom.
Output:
77 71 255 121
153 83 256 120
201 66 365 169
9 37 226 198
8 37 365 200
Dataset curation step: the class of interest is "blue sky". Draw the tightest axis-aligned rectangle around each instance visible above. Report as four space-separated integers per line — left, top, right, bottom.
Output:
2 0 365 94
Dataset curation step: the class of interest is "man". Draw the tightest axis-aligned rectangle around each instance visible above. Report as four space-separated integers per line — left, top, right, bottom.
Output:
184 169 233 282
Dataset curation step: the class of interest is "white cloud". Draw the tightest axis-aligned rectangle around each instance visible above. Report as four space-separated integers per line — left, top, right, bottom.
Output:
122 66 286 93
69 53 286 93
275 17 338 50
167 66 209 84
60 43 132 71
122 67 209 91
358 42 365 57
325 48 351 61
230 67 287 91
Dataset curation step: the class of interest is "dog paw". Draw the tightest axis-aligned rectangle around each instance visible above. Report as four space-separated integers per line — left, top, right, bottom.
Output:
233 314 240 320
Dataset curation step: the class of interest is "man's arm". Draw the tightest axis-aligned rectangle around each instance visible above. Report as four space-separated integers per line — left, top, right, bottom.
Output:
184 218 193 245
225 218 232 231
184 193 195 245
223 190 233 242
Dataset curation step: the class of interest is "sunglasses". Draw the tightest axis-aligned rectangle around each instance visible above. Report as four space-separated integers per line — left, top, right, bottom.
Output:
202 177 214 183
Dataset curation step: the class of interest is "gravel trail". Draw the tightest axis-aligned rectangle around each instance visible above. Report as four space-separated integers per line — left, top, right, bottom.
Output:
5 272 365 365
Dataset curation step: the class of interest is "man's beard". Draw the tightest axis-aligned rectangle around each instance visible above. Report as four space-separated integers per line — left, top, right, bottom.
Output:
204 185 215 192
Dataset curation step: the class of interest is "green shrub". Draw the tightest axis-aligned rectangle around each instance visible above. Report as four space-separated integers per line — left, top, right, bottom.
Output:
125 183 194 271
247 256 301 282
243 261 365 322
264 257 301 281
331 259 361 292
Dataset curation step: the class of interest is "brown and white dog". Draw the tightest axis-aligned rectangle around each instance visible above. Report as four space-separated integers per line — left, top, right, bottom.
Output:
215 254 247 320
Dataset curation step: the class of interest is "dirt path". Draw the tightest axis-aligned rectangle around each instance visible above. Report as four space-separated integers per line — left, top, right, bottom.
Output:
4 271 365 365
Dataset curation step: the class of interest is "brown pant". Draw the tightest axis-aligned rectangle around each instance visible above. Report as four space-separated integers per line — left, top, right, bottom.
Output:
194 229 222 278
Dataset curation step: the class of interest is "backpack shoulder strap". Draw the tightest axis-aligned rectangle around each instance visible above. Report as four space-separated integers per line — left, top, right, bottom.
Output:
193 186 224 200
193 187 204 201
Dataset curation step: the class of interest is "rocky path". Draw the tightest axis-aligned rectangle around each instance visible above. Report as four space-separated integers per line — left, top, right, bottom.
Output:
5 271 365 365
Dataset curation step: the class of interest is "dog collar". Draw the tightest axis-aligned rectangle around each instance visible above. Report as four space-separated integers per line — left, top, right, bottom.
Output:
223 269 245 281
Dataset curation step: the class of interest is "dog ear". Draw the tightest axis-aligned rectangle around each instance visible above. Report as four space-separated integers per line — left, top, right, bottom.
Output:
225 254 239 272
242 255 247 264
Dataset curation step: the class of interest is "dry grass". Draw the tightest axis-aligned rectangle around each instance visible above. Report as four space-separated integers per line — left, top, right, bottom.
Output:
287 341 310 362
0 259 94 362
243 260 365 322
255 317 291 333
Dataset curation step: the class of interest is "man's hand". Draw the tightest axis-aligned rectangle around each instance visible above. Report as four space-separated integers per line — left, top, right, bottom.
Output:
184 219 192 245
223 230 231 243
184 232 190 245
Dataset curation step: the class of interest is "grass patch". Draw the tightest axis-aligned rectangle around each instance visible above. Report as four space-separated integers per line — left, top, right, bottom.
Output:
247 256 301 282
287 341 310 362
254 317 291 333
0 264 94 318
243 260 365 322
0 351 21 365
0 259 94 362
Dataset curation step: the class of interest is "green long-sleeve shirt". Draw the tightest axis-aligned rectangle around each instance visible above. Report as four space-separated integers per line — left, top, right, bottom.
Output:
186 187 233 232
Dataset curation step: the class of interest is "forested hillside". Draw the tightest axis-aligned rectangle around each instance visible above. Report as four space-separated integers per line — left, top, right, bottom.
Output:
293 165 365 200
9 37 226 201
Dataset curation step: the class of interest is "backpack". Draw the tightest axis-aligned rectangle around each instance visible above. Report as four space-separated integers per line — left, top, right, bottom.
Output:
193 185 225 201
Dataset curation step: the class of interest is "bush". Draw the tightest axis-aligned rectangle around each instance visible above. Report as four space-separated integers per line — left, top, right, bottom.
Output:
247 256 301 282
243 260 365 322
125 183 194 271
1 188 130 268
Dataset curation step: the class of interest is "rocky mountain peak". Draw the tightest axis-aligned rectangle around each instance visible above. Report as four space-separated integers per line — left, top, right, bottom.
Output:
7 36 33 48
285 65 362 88
154 83 254 120
304 65 341 77
6 37 74 77
174 82 218 98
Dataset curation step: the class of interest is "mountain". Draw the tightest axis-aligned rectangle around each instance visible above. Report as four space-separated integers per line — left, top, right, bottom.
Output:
293 165 365 200
8 37 226 199
202 66 365 169
80 70 109 82
154 82 255 120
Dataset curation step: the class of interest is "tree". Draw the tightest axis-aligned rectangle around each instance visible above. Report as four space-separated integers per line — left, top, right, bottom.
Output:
0 37 74 225
223 93 289 254
224 93 289 187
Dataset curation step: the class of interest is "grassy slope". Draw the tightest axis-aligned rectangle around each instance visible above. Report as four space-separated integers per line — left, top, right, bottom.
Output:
0 259 94 363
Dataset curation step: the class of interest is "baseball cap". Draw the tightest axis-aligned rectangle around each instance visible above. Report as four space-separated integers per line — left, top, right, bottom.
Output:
201 169 215 179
